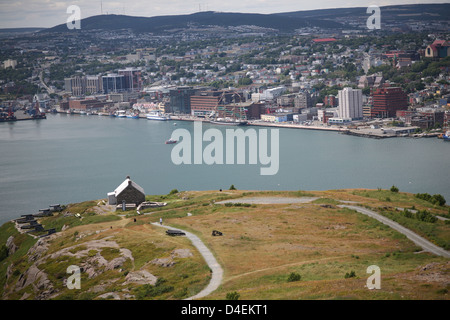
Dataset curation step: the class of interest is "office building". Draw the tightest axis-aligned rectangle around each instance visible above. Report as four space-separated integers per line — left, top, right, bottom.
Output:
102 74 126 94
371 87 407 118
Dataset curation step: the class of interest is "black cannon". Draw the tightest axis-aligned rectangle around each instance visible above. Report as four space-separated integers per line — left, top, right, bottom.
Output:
166 229 185 236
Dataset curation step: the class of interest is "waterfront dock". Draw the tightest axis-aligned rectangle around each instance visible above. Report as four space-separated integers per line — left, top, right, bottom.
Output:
0 111 46 122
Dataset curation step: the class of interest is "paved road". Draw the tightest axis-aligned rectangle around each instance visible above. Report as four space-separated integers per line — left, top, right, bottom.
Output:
151 223 223 300
339 205 450 258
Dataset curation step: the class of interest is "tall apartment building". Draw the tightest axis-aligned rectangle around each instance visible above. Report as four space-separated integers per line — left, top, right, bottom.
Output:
338 87 363 120
371 87 407 118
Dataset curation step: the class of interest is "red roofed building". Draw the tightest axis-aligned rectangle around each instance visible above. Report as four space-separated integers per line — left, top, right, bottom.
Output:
312 38 337 43
425 40 450 59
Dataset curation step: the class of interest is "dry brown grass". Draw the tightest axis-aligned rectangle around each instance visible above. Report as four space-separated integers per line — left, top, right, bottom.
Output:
155 189 449 300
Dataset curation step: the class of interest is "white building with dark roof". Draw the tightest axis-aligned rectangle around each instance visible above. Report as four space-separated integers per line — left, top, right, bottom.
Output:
107 176 145 206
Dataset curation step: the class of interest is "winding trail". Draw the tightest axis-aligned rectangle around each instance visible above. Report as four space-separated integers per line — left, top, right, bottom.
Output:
151 223 223 300
339 205 450 258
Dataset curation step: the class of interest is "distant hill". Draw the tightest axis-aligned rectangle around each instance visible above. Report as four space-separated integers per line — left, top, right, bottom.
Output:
279 3 450 21
41 11 341 34
0 28 45 34
42 3 450 34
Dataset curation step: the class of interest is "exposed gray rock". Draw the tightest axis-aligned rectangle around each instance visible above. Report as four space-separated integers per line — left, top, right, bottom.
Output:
6 236 17 255
151 257 175 267
124 270 157 285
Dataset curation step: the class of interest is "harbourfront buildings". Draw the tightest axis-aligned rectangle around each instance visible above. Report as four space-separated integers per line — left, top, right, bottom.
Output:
65 69 142 96
168 86 196 114
338 87 363 120
118 68 143 92
371 87 408 118
294 91 313 109
102 74 126 94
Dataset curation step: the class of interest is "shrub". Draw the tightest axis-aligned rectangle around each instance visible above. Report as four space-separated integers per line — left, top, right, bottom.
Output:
169 189 179 195
344 271 356 278
390 185 399 193
134 278 174 299
402 209 413 218
416 210 437 223
415 193 446 206
431 194 446 206
226 291 240 300
0 245 8 262
229 185 237 190
287 272 301 282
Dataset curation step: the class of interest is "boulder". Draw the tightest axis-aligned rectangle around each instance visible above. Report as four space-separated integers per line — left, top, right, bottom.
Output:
6 236 17 255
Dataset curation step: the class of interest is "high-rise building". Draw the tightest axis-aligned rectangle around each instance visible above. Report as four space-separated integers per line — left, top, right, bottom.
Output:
118 68 142 92
371 87 407 118
64 76 86 96
338 87 363 120
85 75 103 94
102 74 126 94
169 86 196 114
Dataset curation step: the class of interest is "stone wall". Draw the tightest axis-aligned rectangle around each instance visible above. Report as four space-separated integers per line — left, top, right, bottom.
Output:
116 185 145 205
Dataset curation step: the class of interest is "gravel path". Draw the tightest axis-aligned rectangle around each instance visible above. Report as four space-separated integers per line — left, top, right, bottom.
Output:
151 223 223 300
339 205 450 258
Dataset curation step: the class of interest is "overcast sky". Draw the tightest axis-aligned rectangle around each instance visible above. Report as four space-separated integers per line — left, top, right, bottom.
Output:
0 0 448 28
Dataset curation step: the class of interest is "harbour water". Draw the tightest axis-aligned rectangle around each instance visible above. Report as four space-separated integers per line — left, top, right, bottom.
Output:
0 113 449 225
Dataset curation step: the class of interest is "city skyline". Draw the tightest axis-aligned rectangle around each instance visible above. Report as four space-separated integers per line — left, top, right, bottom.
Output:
0 0 449 29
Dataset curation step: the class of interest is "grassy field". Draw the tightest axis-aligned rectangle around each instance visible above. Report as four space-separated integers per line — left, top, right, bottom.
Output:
0 188 449 300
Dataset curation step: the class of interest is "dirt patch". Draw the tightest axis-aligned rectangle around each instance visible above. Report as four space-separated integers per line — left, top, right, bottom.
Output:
172 249 193 258
404 262 450 284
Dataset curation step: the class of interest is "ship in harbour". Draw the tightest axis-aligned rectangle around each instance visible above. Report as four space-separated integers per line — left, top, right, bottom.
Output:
207 91 248 126
443 131 450 141
147 110 169 121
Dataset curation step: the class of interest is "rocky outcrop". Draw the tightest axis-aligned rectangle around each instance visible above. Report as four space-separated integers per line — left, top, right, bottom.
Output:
14 264 56 300
124 270 157 286
6 236 17 255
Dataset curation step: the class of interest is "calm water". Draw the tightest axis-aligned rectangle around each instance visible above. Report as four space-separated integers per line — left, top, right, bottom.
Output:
0 113 449 225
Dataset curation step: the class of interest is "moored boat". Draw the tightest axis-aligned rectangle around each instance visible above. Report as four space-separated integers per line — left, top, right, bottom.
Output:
443 131 450 141
165 139 177 144
147 110 169 121
126 113 139 119
210 118 247 126
115 110 127 118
